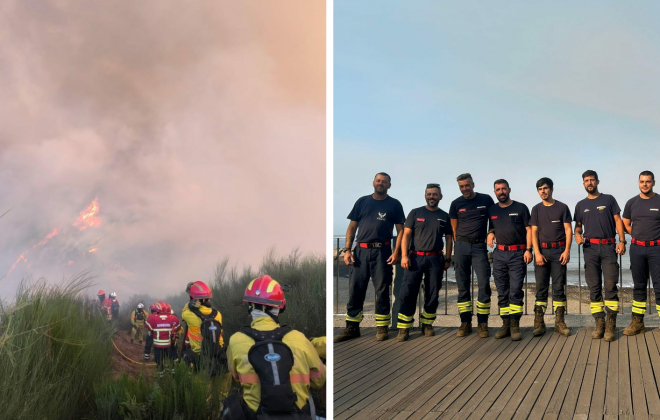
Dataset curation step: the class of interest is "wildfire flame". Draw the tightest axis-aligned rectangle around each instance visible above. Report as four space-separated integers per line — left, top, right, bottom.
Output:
88 248 98 253
73 198 101 231
7 199 102 276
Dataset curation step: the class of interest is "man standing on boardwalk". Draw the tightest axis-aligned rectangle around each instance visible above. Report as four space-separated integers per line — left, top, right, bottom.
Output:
488 179 532 341
530 177 572 337
622 171 660 336
396 183 453 341
449 173 494 337
574 170 626 342
334 172 405 343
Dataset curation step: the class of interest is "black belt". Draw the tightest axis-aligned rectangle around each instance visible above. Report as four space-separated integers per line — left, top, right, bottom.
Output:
358 241 391 249
456 236 485 244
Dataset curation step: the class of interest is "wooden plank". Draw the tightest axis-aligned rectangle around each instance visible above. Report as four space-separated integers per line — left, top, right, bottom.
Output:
336 332 484 415
628 333 648 417
557 328 594 420
649 330 660 417
603 327 619 417
618 329 633 416
391 411 414 420
526 330 580 418
495 332 563 419
537 328 587 417
572 332 601 417
588 331 610 418
638 332 660 415
467 331 551 420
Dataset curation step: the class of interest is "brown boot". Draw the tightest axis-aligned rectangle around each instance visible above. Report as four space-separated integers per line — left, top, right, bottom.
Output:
477 322 489 338
333 322 361 343
623 315 646 336
603 312 617 342
510 318 522 341
397 328 409 342
533 305 546 337
592 317 605 339
376 326 389 341
422 324 435 337
457 322 472 337
554 306 570 336
495 318 510 339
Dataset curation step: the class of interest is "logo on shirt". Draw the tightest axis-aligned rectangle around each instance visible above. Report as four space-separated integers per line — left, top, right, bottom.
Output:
417 218 425 222
377 212 386 221
509 213 518 216
584 209 590 213
491 216 498 219
651 209 659 212
597 206 606 213
552 220 560 223
458 208 467 213
477 206 486 209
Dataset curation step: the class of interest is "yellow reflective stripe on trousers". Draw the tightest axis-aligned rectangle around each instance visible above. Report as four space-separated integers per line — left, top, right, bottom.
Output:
499 307 510 316
398 313 414 322
346 312 364 323
552 301 567 308
535 301 548 307
656 304 660 316
457 301 473 313
421 310 436 319
632 300 646 314
509 304 523 315
476 301 490 314
590 302 604 314
604 300 619 311
375 314 391 327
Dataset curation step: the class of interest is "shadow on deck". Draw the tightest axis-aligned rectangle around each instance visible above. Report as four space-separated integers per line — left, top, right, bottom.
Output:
334 326 660 419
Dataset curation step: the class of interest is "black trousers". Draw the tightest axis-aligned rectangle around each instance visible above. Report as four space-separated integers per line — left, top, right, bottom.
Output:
397 254 444 328
454 240 492 322
630 244 660 316
493 249 526 320
534 246 567 307
144 335 153 356
347 245 393 326
583 243 619 317
154 347 171 370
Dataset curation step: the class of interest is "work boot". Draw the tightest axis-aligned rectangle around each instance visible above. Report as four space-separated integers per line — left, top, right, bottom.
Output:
495 319 511 339
533 305 546 336
144 353 150 360
422 324 435 337
376 326 389 341
603 312 617 342
592 317 605 339
457 322 472 337
397 328 409 342
554 307 571 336
623 315 646 336
477 322 489 338
510 318 522 341
333 322 361 343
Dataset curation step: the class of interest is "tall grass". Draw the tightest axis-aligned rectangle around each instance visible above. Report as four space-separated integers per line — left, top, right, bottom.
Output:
0 274 114 419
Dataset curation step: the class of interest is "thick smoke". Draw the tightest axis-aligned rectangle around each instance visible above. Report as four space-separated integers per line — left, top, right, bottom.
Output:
0 1 326 298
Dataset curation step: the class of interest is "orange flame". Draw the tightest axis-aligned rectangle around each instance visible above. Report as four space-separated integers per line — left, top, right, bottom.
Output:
73 198 101 231
88 248 98 253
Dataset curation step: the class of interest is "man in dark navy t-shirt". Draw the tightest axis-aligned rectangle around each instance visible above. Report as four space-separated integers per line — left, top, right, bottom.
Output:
487 179 532 341
395 183 453 341
622 171 660 336
530 177 572 337
449 173 494 338
334 172 405 343
574 170 626 342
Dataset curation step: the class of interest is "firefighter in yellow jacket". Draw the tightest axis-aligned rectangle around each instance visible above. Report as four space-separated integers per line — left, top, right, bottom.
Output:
223 275 326 420
130 303 147 344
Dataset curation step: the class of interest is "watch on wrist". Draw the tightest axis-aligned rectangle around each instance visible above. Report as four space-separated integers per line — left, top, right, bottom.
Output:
343 247 352 252
445 257 452 263
619 240 627 244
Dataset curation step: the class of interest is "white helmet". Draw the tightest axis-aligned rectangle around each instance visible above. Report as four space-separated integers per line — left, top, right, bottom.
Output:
109 292 116 298
137 303 144 309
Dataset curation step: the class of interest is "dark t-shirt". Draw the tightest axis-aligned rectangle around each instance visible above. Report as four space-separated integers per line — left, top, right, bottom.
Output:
449 193 495 239
488 201 530 246
404 206 453 252
622 194 660 241
348 195 405 243
574 194 621 239
530 200 572 243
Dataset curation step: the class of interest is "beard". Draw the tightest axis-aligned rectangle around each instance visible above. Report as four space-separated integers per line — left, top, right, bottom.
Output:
426 199 438 208
497 194 509 203
584 185 596 194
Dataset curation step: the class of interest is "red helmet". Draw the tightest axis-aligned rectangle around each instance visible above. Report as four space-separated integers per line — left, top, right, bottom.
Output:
243 275 286 309
188 281 212 300
149 303 159 313
159 301 171 314
97 289 105 296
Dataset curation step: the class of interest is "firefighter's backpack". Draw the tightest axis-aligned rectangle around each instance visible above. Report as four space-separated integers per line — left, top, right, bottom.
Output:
188 306 224 358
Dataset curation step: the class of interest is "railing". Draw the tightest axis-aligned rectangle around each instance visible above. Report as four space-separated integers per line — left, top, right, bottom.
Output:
333 237 655 326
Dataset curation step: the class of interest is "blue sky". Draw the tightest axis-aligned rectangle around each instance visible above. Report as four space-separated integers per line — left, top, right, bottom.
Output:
334 1 660 236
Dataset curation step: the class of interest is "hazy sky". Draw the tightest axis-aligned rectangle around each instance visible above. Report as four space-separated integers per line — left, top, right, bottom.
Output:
0 1 325 298
334 1 660 235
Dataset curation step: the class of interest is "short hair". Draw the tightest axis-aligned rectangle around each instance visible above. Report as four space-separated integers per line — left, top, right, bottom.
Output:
493 179 509 188
582 170 598 181
456 173 472 182
536 177 554 189
426 183 442 195
374 172 391 182
640 170 655 181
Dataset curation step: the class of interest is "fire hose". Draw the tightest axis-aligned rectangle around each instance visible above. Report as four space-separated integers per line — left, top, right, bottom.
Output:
111 336 157 366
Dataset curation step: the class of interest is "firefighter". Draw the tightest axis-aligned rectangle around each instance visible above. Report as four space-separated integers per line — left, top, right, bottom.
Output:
144 303 158 360
131 303 147 344
109 292 120 321
397 183 453 341
223 275 326 420
334 172 405 343
574 170 626 341
181 280 224 375
145 301 179 375
622 171 660 336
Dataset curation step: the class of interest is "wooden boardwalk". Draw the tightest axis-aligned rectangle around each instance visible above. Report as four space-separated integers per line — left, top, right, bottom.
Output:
334 326 660 419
